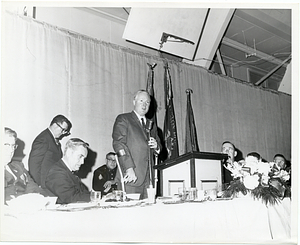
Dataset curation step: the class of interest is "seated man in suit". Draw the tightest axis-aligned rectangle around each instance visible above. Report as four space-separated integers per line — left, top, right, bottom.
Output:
28 114 72 189
45 138 91 204
92 152 119 196
3 127 47 203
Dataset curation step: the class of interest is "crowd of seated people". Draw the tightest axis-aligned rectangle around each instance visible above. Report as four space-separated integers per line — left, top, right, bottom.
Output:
3 114 122 205
221 141 291 197
3 120 291 205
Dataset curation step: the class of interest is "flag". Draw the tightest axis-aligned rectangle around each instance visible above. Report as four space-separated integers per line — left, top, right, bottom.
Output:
145 63 157 123
185 89 200 153
163 64 179 159
145 62 158 188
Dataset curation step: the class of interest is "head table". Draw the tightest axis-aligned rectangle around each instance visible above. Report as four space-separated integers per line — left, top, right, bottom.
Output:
1 196 293 244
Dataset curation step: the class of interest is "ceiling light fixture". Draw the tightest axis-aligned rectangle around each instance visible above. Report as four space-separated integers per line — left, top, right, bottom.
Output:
242 30 257 58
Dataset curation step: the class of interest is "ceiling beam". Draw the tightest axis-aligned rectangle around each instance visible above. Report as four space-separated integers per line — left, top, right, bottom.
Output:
255 55 291 86
86 7 127 23
222 37 287 67
185 9 235 68
216 49 226 76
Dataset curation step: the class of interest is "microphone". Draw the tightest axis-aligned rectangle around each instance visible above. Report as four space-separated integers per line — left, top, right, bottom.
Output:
146 120 153 133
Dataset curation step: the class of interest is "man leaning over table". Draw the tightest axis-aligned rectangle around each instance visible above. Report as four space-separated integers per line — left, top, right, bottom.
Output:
28 114 72 191
3 127 48 203
45 138 91 204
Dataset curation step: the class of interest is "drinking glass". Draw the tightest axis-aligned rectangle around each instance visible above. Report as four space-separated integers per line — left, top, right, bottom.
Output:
207 189 217 201
90 190 101 203
178 187 187 201
113 190 124 201
187 187 197 201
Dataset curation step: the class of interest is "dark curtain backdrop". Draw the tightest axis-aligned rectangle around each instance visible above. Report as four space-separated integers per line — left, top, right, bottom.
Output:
2 12 291 189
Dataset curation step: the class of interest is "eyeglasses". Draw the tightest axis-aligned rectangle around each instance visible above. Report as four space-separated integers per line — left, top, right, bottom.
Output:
4 143 18 150
56 123 69 134
107 159 116 162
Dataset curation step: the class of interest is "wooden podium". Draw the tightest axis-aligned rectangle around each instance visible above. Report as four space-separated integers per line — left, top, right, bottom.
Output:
154 151 227 196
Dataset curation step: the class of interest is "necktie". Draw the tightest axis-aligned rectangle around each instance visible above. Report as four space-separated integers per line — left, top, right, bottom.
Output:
141 118 146 131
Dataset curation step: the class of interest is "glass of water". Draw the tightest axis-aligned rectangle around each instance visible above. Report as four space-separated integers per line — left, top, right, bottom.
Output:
90 190 101 203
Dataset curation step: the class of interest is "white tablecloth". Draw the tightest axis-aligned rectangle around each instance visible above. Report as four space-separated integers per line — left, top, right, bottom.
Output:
1 197 292 243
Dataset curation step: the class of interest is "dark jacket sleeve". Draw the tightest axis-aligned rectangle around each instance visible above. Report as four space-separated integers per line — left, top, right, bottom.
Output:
5 161 48 203
21 163 48 196
45 165 90 204
112 114 136 171
28 136 49 186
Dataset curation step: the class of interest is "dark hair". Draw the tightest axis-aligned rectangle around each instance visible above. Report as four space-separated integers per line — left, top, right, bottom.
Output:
50 115 72 132
4 127 17 139
274 154 286 162
247 152 261 160
222 141 236 150
106 152 116 159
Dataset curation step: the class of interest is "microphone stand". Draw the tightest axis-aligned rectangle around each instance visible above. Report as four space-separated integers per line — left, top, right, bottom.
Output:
146 120 153 188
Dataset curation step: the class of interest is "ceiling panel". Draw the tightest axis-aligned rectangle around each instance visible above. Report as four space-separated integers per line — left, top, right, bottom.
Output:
123 8 208 60
89 7 291 92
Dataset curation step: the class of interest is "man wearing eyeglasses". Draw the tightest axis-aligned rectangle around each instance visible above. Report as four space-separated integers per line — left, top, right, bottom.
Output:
92 152 119 196
3 127 46 202
28 114 72 190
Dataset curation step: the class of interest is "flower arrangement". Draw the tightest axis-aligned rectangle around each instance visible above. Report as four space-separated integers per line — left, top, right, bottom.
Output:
222 155 291 205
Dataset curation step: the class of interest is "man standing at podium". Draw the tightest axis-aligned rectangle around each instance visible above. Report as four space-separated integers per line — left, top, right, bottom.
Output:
112 90 161 199
221 141 237 184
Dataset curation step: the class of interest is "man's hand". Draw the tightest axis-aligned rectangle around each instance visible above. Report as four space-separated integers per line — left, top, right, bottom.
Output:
103 180 114 193
123 168 137 183
148 137 158 149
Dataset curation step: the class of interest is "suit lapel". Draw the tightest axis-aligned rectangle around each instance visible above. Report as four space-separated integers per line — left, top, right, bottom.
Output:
60 160 80 184
46 128 63 156
6 163 27 188
131 111 148 140
5 169 15 186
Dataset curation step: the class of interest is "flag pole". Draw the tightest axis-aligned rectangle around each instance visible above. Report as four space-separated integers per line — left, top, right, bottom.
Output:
146 62 157 189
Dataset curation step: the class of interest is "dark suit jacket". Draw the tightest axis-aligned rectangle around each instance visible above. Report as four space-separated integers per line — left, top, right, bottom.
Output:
92 165 118 195
5 161 48 203
28 128 63 188
45 159 90 204
112 111 161 187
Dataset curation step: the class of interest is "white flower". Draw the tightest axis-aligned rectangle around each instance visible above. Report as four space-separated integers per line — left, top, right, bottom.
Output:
257 162 271 175
243 175 259 190
224 161 244 178
273 170 290 181
244 156 259 174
